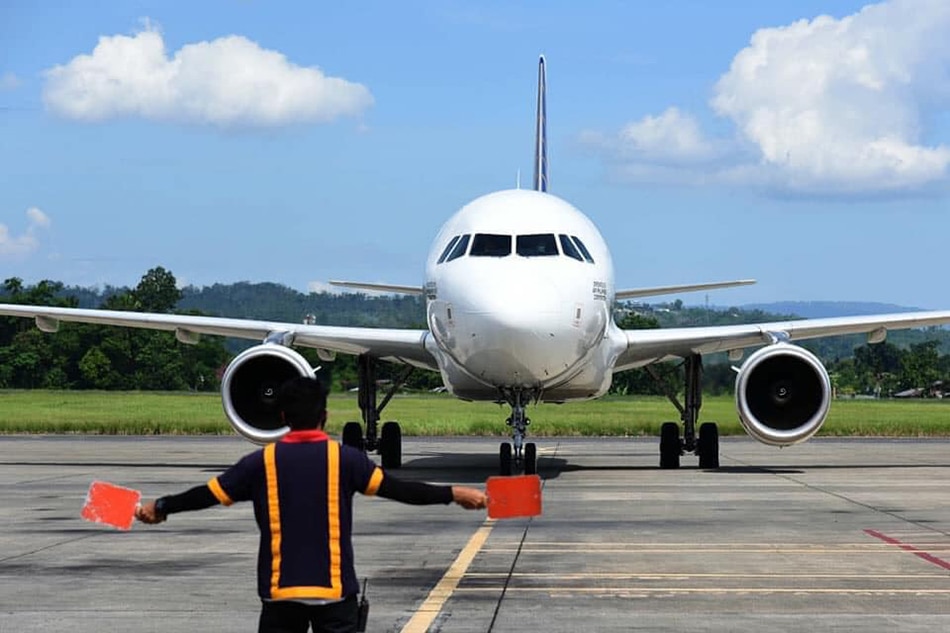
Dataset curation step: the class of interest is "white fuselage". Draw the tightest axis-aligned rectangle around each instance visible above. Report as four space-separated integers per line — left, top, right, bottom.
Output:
423 189 626 402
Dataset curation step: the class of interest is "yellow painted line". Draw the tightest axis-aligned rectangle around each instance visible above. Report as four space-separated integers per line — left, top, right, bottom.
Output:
501 541 934 547
400 521 495 633
482 547 946 554
464 572 949 579
455 587 950 595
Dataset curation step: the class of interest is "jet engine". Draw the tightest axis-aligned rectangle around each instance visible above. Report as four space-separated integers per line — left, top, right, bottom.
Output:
220 344 316 443
734 343 832 447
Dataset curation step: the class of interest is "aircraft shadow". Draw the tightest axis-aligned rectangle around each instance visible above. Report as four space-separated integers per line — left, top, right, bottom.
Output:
713 463 949 474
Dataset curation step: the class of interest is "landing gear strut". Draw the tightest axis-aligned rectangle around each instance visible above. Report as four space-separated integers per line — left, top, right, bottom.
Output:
651 354 719 469
499 391 537 476
340 354 413 469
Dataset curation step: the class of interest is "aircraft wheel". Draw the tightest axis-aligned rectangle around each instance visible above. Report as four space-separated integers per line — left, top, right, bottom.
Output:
524 442 537 475
342 421 363 451
659 421 681 469
697 422 720 469
379 421 402 469
499 442 513 476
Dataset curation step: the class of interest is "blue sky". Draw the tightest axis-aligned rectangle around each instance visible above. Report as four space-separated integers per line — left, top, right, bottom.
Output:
1 0 948 308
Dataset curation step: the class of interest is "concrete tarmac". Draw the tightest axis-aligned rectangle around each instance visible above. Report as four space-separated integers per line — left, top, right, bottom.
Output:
0 435 948 632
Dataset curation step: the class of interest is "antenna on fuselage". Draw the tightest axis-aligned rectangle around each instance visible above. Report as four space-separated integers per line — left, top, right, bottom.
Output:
532 55 548 193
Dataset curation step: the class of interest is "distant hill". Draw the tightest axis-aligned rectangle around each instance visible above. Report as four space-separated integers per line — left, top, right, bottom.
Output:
741 301 921 319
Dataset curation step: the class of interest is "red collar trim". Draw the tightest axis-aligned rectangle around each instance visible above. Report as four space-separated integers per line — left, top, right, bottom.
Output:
281 429 329 443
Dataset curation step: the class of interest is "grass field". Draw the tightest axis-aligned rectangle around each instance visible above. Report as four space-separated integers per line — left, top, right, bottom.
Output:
0 390 948 437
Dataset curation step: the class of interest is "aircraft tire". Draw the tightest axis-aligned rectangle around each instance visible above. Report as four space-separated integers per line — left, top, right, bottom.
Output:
697 422 720 469
379 421 402 469
524 442 537 475
659 421 681 469
499 442 513 476
342 421 364 451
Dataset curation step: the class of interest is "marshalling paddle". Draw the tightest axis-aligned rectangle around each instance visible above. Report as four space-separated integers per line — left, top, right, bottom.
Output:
81 480 141 531
486 474 542 519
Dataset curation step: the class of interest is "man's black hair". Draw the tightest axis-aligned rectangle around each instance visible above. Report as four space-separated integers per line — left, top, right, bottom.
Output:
277 376 328 430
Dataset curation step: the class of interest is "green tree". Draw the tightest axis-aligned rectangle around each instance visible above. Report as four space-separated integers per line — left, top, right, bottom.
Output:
901 340 941 393
610 312 682 395
133 266 182 312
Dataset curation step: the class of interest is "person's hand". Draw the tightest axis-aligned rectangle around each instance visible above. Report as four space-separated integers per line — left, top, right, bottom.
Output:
451 486 488 510
135 500 167 524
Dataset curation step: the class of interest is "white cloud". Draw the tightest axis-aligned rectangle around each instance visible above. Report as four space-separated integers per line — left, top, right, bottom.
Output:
0 207 52 257
711 0 950 193
0 72 19 91
590 0 950 195
26 206 51 228
43 23 373 127
617 107 716 163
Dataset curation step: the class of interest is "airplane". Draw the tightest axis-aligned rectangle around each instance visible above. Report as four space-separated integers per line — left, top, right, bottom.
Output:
3 56 950 475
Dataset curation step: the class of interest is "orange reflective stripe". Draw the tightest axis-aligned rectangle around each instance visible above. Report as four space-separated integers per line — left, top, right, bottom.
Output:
327 440 342 596
207 477 233 506
264 444 282 597
365 466 384 496
271 585 345 600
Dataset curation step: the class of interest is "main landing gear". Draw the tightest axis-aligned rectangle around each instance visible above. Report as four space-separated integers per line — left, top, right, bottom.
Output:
340 354 412 469
498 391 538 476
652 354 720 470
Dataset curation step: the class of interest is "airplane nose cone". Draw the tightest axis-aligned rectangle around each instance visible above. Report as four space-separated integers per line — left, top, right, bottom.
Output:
437 274 597 386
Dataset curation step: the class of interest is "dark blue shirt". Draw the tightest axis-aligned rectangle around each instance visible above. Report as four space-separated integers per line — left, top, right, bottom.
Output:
207 429 383 601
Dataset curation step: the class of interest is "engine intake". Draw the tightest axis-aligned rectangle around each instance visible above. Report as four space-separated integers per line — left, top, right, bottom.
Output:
735 343 831 446
221 344 315 443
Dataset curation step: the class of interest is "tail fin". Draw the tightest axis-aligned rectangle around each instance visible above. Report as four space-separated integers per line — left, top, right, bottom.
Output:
532 55 548 192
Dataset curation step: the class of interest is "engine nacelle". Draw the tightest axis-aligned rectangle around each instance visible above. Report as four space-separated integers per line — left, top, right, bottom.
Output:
221 344 316 444
735 343 832 447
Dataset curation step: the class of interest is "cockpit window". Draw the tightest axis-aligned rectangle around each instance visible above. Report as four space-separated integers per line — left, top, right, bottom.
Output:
445 234 470 262
559 234 583 261
571 236 595 263
470 233 512 257
437 235 461 264
517 234 558 257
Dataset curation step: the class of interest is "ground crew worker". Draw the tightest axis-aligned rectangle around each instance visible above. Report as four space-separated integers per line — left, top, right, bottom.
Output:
136 376 488 633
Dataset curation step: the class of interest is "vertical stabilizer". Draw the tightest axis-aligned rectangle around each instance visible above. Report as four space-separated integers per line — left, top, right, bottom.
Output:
532 55 548 192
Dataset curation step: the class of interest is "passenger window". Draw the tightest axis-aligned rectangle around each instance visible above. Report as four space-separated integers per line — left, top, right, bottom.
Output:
470 234 512 257
559 234 583 261
445 234 470 262
517 234 558 257
571 236 595 263
437 235 461 264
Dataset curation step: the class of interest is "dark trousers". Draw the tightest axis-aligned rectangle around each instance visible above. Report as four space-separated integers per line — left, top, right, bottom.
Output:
259 596 359 633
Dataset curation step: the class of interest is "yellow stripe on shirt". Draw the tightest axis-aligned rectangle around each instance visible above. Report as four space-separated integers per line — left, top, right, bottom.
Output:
206 476 233 506
264 444 282 598
365 466 384 496
326 440 342 596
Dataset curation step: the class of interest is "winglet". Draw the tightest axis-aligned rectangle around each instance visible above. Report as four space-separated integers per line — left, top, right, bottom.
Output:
533 55 548 192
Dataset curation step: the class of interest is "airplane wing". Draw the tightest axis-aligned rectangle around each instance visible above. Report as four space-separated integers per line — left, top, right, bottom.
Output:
327 280 424 295
615 279 756 300
616 310 950 371
0 304 437 370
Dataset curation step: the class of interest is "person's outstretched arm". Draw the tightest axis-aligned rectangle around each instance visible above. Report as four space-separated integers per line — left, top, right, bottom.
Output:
136 485 220 524
376 475 487 510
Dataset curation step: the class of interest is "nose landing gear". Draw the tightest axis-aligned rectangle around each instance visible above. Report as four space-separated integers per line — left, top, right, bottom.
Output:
499 394 537 476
